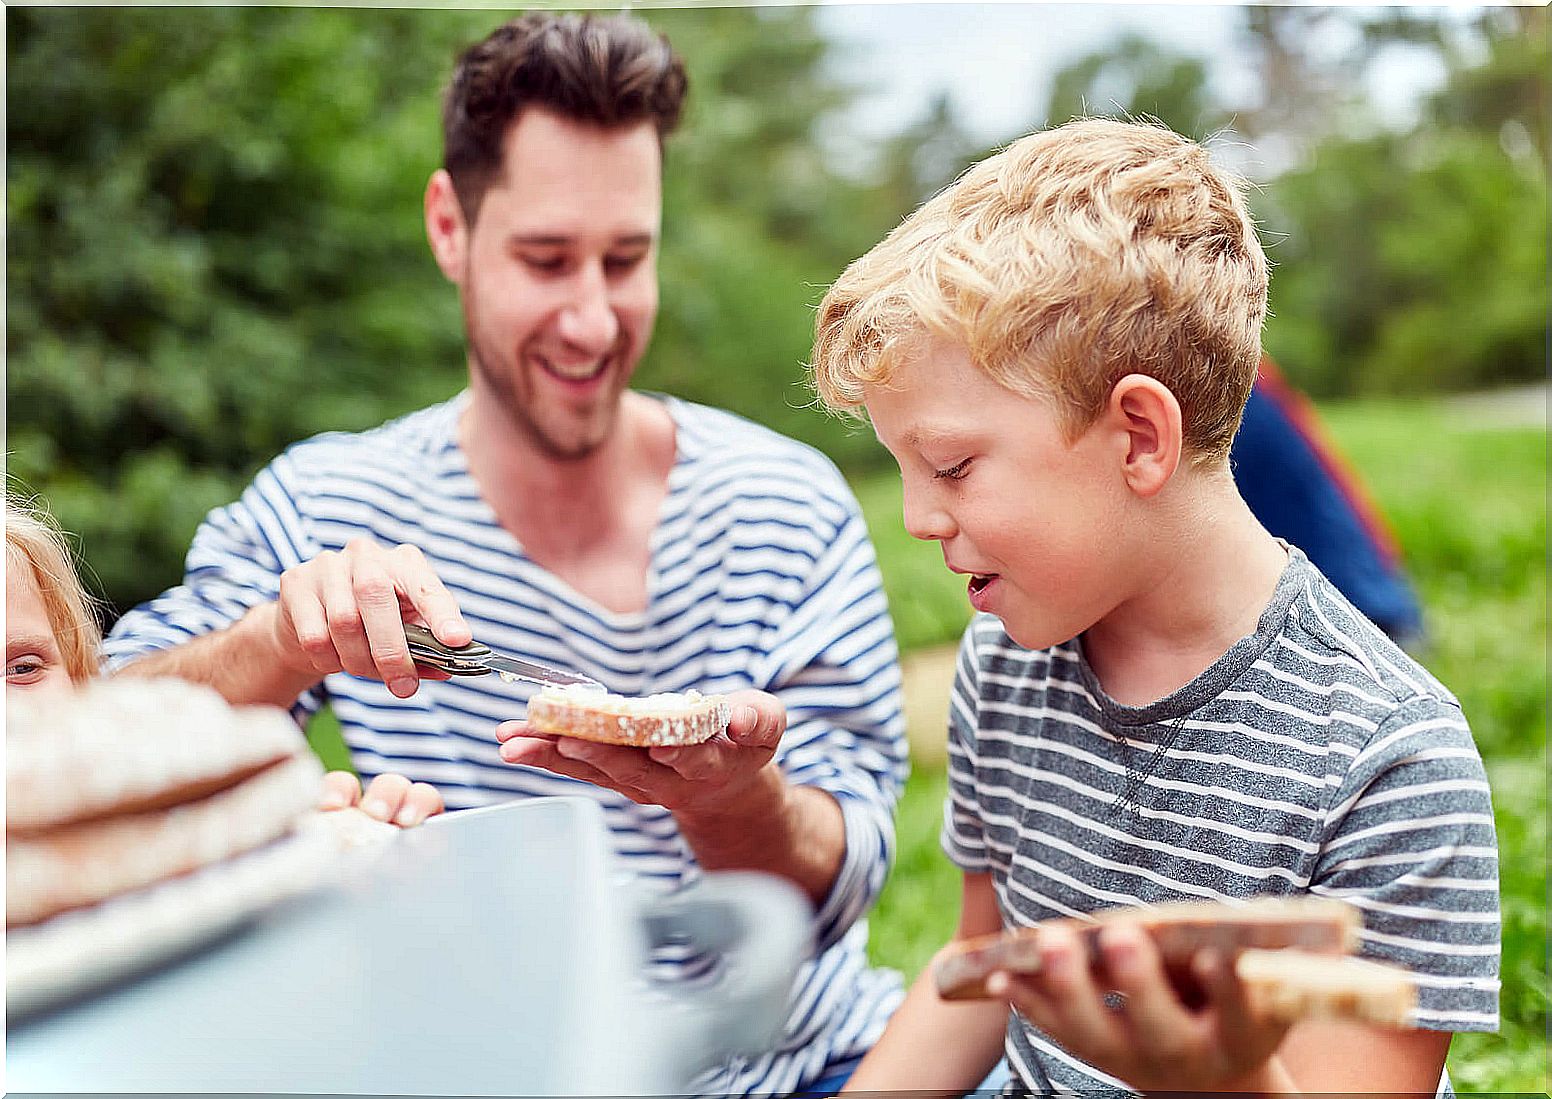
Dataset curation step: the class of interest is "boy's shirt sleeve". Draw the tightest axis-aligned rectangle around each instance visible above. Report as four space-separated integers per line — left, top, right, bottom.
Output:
941 621 990 872
1312 694 1500 1031
103 454 326 723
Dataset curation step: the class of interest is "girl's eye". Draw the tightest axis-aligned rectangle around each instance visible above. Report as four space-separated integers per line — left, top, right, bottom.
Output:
933 458 972 481
7 658 46 682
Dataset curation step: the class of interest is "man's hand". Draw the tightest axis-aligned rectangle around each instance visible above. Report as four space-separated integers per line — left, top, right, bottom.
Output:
269 537 471 698
985 923 1294 1092
496 689 845 904
319 770 445 828
493 690 784 818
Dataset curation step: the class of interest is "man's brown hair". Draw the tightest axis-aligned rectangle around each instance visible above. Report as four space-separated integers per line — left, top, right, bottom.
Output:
442 12 688 223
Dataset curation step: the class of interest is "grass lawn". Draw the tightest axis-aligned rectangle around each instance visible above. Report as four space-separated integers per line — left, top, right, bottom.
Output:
854 394 1548 1093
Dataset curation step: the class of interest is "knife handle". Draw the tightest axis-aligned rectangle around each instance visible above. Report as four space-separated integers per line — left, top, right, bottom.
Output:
403 622 491 675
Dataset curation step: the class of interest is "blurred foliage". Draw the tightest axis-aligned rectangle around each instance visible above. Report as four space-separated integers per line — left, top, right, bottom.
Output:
6 6 902 617
5 6 1546 621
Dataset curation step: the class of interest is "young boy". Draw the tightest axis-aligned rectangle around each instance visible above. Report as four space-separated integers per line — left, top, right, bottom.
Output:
810 119 1498 1094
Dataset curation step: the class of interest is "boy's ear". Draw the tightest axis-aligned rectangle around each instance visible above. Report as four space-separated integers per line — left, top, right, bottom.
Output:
424 169 468 284
1107 373 1183 497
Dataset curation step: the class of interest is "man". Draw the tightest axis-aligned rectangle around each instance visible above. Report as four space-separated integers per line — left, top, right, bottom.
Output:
105 13 907 1095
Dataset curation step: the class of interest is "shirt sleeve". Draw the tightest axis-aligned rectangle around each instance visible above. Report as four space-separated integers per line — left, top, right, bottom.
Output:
748 498 909 956
1312 694 1500 1031
102 453 326 723
940 620 989 873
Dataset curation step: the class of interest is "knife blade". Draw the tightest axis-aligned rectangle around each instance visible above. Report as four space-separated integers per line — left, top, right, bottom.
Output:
402 623 603 690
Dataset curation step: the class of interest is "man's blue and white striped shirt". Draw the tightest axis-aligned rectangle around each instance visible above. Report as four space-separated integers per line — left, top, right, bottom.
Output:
106 392 909 1096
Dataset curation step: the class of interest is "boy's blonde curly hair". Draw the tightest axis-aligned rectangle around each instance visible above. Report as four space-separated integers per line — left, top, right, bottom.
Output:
6 494 103 684
812 118 1269 465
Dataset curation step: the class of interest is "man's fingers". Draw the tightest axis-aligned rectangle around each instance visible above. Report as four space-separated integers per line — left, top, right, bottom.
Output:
319 770 362 811
647 737 736 780
499 736 631 794
723 692 786 749
278 568 342 675
360 773 412 822
351 561 420 696
393 544 470 648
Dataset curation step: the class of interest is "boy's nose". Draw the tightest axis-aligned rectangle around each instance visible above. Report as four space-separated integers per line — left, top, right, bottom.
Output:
902 485 955 542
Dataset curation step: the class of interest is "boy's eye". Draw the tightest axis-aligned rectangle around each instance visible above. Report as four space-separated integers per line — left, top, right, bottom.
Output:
933 458 973 481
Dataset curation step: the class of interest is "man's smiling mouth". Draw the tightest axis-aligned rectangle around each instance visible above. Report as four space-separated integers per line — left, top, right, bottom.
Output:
537 354 608 383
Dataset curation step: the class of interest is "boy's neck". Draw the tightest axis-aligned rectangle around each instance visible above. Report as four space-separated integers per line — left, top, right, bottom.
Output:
1081 474 1289 708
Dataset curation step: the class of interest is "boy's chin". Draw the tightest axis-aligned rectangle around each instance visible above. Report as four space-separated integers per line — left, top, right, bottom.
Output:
997 615 1070 653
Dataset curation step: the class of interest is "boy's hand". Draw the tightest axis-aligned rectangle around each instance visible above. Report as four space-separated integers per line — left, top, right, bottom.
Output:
986 923 1293 1091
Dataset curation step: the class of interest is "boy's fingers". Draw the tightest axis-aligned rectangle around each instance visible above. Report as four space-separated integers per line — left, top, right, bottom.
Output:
1100 926 1193 1046
1030 925 1120 1057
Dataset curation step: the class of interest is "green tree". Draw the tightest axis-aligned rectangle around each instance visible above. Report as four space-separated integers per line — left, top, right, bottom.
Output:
6 7 894 616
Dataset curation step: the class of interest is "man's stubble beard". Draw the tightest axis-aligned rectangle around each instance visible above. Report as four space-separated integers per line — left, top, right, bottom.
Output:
467 341 617 464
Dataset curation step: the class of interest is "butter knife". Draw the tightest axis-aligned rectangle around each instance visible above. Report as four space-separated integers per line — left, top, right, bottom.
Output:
402 623 604 690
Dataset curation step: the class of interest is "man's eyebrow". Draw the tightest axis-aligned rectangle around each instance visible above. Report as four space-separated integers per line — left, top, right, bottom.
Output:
508 232 656 248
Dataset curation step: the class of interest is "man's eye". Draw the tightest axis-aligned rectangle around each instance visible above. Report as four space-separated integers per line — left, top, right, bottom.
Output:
520 255 566 274
604 252 646 274
933 458 973 481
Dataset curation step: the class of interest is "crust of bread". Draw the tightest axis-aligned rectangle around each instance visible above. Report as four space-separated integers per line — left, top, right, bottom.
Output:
933 896 1361 1001
525 690 731 747
7 678 308 831
6 753 324 928
1236 949 1417 1028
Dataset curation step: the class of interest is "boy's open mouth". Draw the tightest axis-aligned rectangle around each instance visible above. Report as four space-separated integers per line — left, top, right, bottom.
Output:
967 574 996 595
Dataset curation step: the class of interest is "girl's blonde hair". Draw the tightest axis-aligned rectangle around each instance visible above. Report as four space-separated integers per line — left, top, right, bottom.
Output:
6 495 103 683
812 118 1269 466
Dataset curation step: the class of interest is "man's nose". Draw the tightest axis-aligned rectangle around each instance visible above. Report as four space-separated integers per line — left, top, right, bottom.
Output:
556 262 619 353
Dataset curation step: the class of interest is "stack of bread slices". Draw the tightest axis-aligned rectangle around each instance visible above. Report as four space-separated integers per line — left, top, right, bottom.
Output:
7 678 337 1016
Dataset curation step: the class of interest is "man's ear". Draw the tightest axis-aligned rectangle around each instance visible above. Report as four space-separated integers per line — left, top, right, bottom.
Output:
424 169 468 284
1107 373 1183 498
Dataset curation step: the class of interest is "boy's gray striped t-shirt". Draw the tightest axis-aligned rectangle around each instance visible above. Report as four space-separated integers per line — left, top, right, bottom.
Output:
942 547 1499 1094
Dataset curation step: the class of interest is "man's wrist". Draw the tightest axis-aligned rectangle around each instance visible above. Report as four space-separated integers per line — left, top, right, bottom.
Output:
674 762 789 838
235 602 323 694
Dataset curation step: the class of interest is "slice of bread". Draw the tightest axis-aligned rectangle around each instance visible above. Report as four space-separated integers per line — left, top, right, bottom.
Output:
1237 949 1417 1028
525 684 732 747
6 678 324 929
7 678 309 832
933 896 1361 1001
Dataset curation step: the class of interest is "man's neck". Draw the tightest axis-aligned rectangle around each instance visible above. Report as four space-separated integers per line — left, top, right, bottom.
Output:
457 388 676 612
1083 474 1290 707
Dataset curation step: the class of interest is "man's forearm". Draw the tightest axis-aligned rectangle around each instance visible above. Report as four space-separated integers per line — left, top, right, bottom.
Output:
674 770 845 906
114 602 321 709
